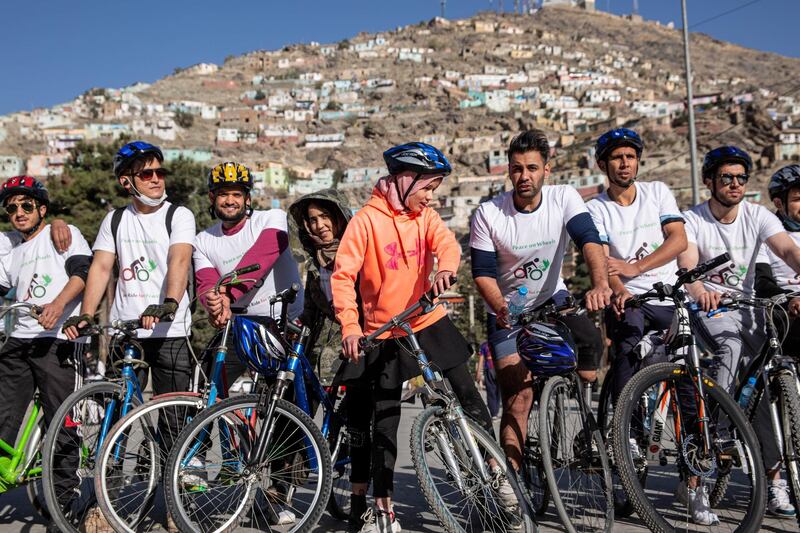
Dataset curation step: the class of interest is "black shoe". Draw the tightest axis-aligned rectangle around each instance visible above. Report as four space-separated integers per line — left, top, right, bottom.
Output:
350 494 368 527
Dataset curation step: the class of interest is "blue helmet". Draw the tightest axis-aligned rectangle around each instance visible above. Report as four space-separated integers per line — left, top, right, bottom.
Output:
516 322 577 377
594 128 644 162
768 164 800 200
232 316 287 376
701 146 752 180
383 142 452 177
113 141 164 177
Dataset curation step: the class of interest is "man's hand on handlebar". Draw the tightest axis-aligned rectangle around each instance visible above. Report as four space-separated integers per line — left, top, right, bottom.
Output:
38 301 65 330
342 334 362 362
206 289 232 329
612 288 633 318
585 284 612 313
62 314 95 340
496 305 512 329
141 299 178 330
789 297 800 318
696 290 722 313
432 271 455 297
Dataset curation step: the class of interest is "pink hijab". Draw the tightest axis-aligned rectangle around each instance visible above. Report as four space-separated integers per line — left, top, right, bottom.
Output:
375 174 443 213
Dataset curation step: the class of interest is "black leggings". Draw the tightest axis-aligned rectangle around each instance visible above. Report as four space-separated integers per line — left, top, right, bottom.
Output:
346 362 492 498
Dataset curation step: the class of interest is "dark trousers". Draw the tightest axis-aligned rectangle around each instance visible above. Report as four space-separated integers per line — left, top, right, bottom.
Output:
347 362 492 498
0 337 80 503
484 366 501 418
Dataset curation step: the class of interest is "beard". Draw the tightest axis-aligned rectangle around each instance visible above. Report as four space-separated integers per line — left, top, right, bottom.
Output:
215 204 247 222
712 185 743 208
609 174 635 189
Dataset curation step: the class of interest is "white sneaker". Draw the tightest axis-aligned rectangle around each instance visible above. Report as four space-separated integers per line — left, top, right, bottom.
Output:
359 507 402 533
687 485 719 526
768 479 797 518
492 468 519 509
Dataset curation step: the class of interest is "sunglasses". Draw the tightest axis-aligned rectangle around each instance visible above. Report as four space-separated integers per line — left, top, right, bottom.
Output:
718 173 749 186
5 201 36 215
133 168 169 181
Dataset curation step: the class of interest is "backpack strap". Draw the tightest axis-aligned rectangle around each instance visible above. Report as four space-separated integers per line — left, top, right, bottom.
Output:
110 206 126 258
165 203 178 237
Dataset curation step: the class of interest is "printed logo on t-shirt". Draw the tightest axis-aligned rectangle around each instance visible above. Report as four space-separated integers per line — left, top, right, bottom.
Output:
628 242 660 264
705 262 748 288
384 239 425 270
24 272 52 300
121 256 158 282
513 256 551 281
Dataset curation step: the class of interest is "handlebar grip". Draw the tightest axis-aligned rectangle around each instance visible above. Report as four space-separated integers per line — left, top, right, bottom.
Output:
425 275 458 301
234 263 261 276
697 253 731 276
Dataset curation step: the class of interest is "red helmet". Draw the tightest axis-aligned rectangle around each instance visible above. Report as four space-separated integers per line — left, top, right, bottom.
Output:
0 176 49 207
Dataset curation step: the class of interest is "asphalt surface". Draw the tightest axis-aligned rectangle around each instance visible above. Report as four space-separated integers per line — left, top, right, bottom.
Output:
0 399 796 532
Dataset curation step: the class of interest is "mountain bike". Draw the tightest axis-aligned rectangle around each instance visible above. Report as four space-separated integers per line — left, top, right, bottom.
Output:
162 284 333 532
611 253 767 532
516 299 613 533
363 281 535 533
0 302 50 520
93 264 262 532
42 316 154 532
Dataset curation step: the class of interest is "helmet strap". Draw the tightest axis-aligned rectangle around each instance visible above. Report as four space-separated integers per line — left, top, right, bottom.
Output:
400 173 423 209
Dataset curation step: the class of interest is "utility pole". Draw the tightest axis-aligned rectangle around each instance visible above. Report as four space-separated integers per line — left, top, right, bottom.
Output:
681 0 700 205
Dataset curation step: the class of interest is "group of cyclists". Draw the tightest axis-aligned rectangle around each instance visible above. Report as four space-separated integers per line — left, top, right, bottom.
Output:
1 127 800 533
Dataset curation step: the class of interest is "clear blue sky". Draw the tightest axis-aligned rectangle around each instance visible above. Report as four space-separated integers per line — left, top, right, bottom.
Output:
0 0 797 116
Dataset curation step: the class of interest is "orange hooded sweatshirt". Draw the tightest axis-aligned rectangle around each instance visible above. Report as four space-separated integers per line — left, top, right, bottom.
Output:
331 187 461 339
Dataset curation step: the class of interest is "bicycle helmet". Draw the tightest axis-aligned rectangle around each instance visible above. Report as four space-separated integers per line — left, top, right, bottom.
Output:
701 146 752 180
768 164 800 200
232 316 288 376
208 162 254 193
0 176 49 207
383 142 452 177
516 322 577 377
594 128 644 162
113 141 164 177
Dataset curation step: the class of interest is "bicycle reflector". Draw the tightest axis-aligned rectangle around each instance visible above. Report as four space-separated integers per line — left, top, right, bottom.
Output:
233 316 288 375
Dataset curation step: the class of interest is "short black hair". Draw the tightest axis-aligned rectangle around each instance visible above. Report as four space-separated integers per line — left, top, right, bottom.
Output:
508 130 551 164
117 154 161 178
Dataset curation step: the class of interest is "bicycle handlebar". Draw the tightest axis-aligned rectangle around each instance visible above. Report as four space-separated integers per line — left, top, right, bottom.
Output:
515 296 583 326
0 302 43 321
270 283 301 306
213 263 261 293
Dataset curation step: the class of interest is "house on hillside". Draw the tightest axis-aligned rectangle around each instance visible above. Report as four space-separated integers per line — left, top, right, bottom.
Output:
0 156 24 178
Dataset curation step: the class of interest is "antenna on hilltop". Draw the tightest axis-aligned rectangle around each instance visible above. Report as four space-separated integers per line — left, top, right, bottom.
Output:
441 0 446 17
632 0 638 15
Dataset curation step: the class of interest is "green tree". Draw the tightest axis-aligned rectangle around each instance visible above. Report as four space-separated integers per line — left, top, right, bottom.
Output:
174 110 194 129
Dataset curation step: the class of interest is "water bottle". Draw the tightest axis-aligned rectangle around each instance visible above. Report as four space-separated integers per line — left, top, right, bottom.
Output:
508 287 529 324
738 377 757 410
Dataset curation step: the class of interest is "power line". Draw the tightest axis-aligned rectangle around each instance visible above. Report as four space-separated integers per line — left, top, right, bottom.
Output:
689 0 765 29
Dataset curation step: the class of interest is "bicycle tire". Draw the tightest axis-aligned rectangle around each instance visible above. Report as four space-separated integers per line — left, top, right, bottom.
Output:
95 393 204 533
522 385 549 517
24 418 50 522
326 399 351 521
777 371 800 529
612 362 766 533
42 380 139 533
163 394 332 533
410 405 536 533
539 375 613 533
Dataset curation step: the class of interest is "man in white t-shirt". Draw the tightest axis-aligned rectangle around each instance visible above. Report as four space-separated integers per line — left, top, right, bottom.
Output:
63 140 195 401
0 176 93 528
586 129 687 405
470 129 611 472
678 147 800 520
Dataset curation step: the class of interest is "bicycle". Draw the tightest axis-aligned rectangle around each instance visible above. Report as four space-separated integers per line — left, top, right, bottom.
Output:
42 316 154 532
162 284 333 532
611 252 767 532
0 302 51 520
516 299 613 533
361 281 534 533
92 264 262 532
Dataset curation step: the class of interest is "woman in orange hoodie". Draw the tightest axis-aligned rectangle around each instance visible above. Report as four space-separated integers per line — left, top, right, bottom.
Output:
332 143 493 532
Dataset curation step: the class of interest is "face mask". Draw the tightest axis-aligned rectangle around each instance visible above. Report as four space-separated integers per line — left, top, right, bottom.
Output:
125 178 168 207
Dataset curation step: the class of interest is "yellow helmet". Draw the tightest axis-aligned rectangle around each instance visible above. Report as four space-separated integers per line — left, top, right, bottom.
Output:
208 162 253 192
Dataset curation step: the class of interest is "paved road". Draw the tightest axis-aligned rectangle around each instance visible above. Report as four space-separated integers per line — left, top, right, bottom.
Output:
0 400 795 532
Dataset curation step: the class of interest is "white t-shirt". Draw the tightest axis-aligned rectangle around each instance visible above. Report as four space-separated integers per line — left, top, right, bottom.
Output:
93 202 195 338
0 225 92 339
470 186 587 312
756 229 800 291
587 181 683 300
0 231 20 258
193 210 303 319
683 201 784 294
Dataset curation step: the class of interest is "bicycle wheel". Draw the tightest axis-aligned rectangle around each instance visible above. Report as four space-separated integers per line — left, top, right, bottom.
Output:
163 394 332 532
539 374 613 533
326 399 351 521
612 362 766 532
410 405 536 533
42 380 139 533
522 381 549 517
95 393 204 532
777 372 800 529
24 418 50 521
